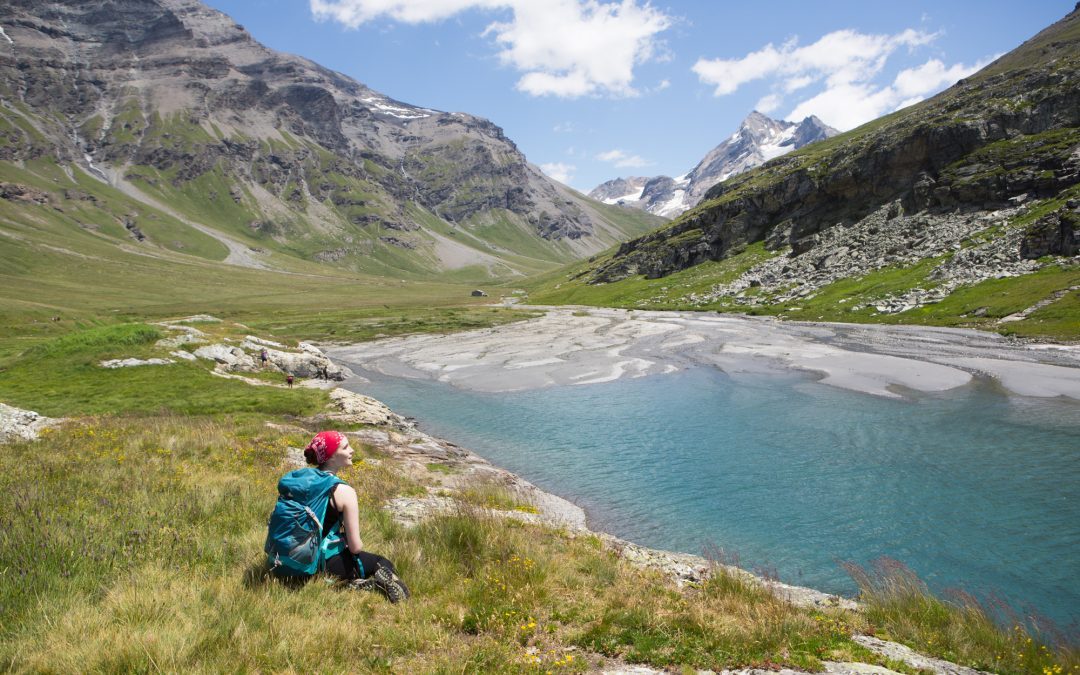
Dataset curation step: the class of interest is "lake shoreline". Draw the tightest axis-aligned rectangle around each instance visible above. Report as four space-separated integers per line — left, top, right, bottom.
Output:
324 380 860 614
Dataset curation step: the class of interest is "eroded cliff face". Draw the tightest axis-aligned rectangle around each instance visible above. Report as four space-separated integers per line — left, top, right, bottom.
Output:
588 10 1080 287
0 0 657 273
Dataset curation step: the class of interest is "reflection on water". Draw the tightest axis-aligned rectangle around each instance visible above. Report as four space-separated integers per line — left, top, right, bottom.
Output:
343 365 1080 626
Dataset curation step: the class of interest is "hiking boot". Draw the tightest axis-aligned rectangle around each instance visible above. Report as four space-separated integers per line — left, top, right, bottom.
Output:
371 566 410 603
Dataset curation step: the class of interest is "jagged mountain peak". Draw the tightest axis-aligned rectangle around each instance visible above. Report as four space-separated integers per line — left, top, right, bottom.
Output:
589 111 838 219
736 110 789 138
790 115 836 147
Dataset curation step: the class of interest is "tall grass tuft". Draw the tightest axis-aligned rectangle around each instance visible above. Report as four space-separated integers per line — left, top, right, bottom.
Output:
844 557 1078 674
26 323 161 359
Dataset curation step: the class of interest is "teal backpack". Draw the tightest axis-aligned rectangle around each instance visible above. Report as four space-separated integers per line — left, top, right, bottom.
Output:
264 468 349 577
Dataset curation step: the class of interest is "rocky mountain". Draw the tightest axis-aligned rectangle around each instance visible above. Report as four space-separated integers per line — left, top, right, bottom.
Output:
588 176 651 204
0 0 662 279
589 112 837 218
563 6 1080 327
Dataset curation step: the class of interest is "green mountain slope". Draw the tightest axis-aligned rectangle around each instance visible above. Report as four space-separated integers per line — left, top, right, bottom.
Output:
0 0 663 292
532 7 1080 340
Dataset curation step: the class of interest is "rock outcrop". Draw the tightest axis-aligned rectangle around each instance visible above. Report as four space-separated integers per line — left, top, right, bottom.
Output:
322 388 404 427
188 339 353 379
194 344 258 370
100 357 175 368
0 403 57 443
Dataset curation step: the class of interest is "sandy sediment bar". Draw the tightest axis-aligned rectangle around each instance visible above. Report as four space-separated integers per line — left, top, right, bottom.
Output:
329 307 1080 400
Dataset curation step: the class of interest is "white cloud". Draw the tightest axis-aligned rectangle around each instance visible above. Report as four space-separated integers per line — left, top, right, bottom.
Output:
596 149 649 168
755 93 781 114
540 162 576 184
311 0 504 25
311 0 673 98
786 83 897 131
783 75 814 93
553 122 576 133
693 26 990 131
892 57 989 98
786 56 989 130
692 28 935 98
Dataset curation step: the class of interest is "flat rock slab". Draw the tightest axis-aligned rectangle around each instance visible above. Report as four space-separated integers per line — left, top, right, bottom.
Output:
324 389 405 427
0 403 57 443
155 331 207 349
852 635 992 675
99 357 174 368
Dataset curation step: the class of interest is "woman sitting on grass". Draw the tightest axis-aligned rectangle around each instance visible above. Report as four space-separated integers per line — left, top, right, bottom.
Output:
265 431 409 602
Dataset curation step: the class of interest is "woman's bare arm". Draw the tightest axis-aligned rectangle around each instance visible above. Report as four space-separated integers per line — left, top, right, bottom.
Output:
333 484 364 554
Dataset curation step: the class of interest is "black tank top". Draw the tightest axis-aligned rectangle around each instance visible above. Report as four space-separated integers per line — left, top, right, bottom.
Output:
323 484 342 536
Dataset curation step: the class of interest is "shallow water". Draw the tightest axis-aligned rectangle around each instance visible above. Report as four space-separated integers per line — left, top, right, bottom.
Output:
345 366 1080 627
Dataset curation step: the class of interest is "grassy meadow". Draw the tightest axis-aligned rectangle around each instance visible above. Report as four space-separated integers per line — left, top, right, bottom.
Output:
0 320 1076 673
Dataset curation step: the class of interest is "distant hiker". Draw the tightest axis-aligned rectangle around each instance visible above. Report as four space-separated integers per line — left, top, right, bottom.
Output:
317 364 329 380
260 348 268 367
286 374 294 387
264 431 410 602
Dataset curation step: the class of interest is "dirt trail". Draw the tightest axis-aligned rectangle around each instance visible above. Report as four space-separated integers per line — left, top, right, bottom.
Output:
110 171 270 269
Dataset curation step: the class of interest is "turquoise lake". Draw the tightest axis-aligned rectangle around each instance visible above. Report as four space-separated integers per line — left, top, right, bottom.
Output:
344 366 1080 627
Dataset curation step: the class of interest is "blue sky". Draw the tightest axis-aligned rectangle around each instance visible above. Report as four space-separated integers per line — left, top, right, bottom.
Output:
203 0 1070 192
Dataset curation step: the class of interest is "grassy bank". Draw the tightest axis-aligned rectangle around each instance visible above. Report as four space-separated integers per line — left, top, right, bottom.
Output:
526 247 1080 342
0 322 1076 673
0 416 865 672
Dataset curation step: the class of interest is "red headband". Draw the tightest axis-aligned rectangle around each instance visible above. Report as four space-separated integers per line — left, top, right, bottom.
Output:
306 431 346 465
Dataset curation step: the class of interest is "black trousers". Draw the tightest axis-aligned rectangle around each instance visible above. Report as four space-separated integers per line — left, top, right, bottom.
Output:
325 550 395 580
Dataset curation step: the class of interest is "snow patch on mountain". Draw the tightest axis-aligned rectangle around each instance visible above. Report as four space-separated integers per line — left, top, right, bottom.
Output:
654 189 688 218
360 96 432 120
758 125 798 161
602 186 645 205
